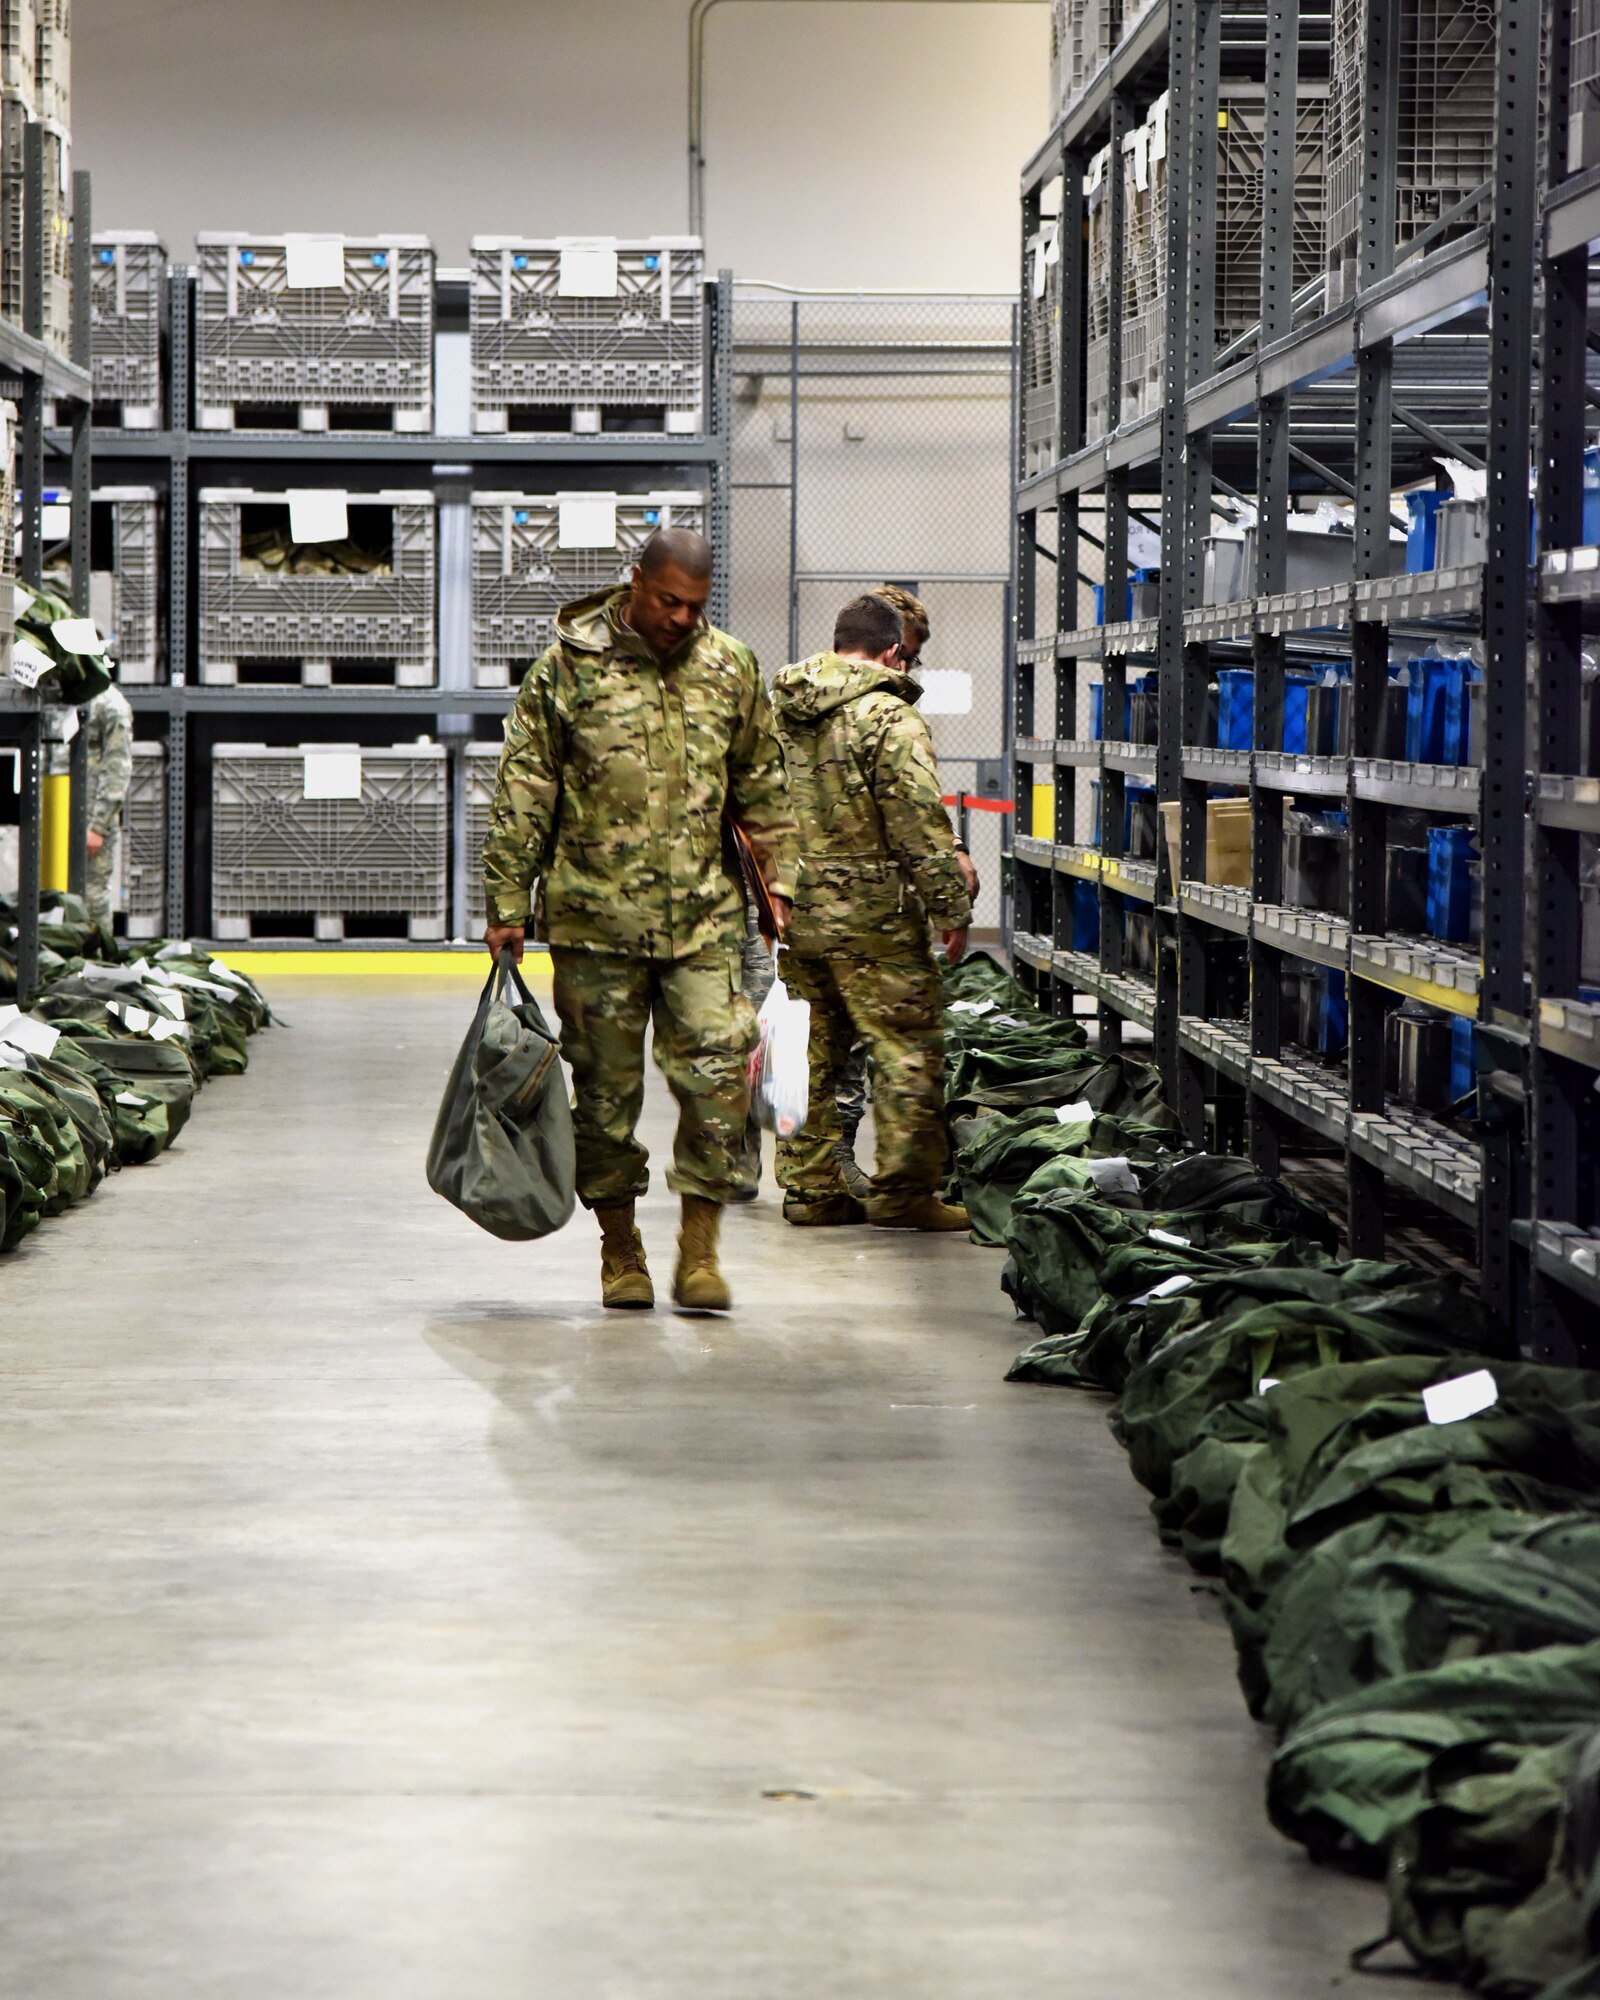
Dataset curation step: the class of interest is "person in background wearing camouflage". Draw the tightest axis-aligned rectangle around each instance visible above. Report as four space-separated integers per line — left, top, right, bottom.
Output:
832 585 979 1200
481 527 796 1312
84 680 135 934
772 592 973 1231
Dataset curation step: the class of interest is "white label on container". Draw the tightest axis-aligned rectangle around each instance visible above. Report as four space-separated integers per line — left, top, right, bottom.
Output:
302 750 363 801
51 617 105 655
1056 1099 1095 1126
0 1010 58 1058
10 639 55 688
1422 1369 1499 1426
917 670 973 716
288 489 349 545
284 235 346 288
557 242 619 297
1148 1227 1191 1248
41 503 71 541
558 496 617 550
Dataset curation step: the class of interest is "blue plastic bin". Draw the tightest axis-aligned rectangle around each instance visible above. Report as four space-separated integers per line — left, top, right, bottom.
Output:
1072 876 1101 953
1405 491 1446 573
1426 826 1478 942
1585 447 1600 545
1090 683 1103 741
1449 1016 1475 1104
1319 971 1348 1057
1216 669 1254 751
1443 659 1482 764
1405 657 1468 765
1282 670 1317 754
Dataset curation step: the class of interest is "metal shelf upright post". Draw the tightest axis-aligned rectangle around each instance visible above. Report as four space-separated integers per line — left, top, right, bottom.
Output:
3 137 92 1003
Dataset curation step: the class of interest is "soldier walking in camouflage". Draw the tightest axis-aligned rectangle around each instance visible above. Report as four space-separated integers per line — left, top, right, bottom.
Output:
832 586 979 1199
84 682 134 935
772 592 973 1231
481 528 796 1311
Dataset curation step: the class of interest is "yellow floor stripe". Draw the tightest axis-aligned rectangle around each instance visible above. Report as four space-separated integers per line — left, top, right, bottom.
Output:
214 948 550 981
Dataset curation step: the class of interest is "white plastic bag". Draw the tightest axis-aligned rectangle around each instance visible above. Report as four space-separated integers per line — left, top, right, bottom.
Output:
750 972 811 1137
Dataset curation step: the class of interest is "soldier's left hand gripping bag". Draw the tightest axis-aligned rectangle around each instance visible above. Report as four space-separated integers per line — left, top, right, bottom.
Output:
427 950 576 1240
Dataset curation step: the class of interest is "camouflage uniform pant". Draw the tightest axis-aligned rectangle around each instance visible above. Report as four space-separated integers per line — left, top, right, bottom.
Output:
551 943 758 1208
775 949 949 1207
84 832 117 934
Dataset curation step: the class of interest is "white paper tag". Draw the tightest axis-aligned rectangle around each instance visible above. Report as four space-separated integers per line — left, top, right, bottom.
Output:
1130 1274 1194 1307
111 1003 153 1034
115 1091 147 1107
208 960 250 987
12 582 34 619
558 495 618 550
147 989 186 1022
50 617 106 656
167 971 236 1001
41 502 71 541
1422 1369 1499 1426
1257 1375 1281 1394
156 941 193 959
40 906 66 926
302 749 363 801
557 242 619 297
10 639 56 688
0 1043 29 1070
948 998 996 1017
1148 1227 1191 1248
0 1009 59 1058
288 489 349 545
284 234 346 288
917 669 973 716
149 1014 190 1043
81 961 143 990
1084 1155 1139 1195
1056 1099 1095 1126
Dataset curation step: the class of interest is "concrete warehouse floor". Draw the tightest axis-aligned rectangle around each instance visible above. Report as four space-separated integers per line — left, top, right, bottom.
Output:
0 971 1425 2000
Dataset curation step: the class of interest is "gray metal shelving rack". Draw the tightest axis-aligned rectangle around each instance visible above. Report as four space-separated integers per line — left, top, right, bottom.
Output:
3 130 93 1003
52 265 736 941
1005 0 1576 1352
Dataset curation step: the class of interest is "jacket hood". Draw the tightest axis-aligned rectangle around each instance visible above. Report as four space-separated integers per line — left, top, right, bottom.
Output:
771 652 923 725
554 586 710 660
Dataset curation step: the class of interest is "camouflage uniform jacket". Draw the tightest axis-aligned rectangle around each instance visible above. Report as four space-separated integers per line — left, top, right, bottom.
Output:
86 685 134 836
771 652 971 959
483 587 797 957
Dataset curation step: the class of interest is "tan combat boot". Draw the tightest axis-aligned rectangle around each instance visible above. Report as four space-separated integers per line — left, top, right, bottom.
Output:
673 1194 732 1310
867 1192 971 1232
596 1200 654 1310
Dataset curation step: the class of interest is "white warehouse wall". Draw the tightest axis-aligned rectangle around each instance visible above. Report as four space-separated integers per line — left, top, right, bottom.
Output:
74 1 1049 290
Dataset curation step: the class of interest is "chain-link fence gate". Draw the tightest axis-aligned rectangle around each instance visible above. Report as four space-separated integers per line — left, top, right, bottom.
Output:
727 288 1017 932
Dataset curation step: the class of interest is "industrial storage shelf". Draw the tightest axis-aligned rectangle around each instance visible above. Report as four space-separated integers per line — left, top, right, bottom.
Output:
1526 1221 1600 1312
1534 774 1600 831
62 429 724 466
1538 998 1600 1071
1053 949 1158 1030
1006 0 1580 1342
126 686 517 715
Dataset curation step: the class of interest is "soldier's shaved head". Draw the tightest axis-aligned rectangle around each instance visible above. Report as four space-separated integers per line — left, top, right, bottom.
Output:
639 527 714 580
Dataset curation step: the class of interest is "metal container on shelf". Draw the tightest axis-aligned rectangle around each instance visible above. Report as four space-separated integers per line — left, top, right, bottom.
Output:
42 484 162 684
90 233 167 428
197 488 436 688
195 233 436 431
121 740 166 939
470 236 705 436
471 489 706 689
1386 844 1430 934
210 742 448 942
1387 1010 1453 1112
